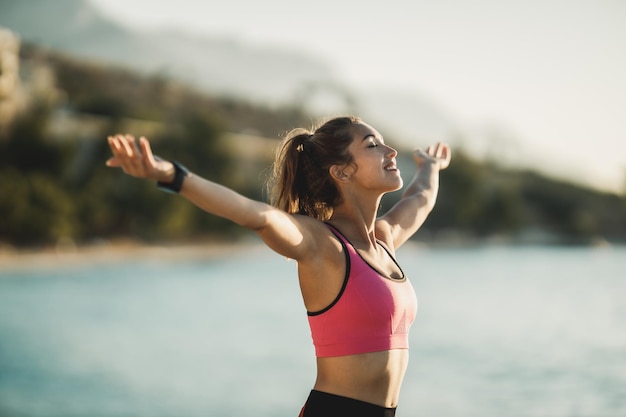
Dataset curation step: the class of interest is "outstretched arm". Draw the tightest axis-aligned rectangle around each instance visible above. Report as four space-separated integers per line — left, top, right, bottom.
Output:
106 134 317 261
377 142 451 249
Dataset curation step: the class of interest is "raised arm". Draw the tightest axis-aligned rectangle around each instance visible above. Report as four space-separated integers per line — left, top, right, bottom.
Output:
106 134 316 261
377 142 451 249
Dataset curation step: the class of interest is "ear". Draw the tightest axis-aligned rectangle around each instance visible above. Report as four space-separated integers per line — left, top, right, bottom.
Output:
329 164 352 183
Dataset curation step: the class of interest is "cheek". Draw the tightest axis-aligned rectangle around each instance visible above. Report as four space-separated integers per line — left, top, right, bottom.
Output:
345 161 359 176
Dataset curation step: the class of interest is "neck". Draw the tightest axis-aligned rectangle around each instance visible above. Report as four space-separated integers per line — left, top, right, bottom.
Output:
329 194 383 246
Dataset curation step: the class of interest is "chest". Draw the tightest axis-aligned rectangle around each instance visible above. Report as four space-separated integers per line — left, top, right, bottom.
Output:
341 252 418 328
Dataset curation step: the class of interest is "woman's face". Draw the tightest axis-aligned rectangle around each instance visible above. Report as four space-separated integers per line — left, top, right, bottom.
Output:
342 122 403 193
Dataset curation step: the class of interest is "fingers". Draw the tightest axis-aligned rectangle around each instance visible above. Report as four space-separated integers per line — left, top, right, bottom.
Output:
118 134 136 158
424 143 445 157
419 143 446 157
431 142 451 169
435 143 444 158
120 135 142 172
441 143 451 160
108 135 133 173
429 142 449 157
413 142 451 169
105 157 121 167
138 136 157 166
106 133 152 177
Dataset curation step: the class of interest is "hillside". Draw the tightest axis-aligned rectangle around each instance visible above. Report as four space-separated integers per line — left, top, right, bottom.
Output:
0 0 337 102
0 0 456 145
0 36 624 248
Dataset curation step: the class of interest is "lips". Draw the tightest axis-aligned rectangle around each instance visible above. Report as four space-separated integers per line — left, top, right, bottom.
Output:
384 160 398 171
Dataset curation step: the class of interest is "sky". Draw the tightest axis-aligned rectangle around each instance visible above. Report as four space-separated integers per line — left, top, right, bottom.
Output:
88 0 626 193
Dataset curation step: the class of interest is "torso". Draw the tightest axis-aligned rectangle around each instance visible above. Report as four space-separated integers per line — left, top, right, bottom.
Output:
297 220 413 408
314 349 409 408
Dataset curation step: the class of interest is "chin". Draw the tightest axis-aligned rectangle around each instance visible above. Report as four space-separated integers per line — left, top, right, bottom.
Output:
390 178 403 192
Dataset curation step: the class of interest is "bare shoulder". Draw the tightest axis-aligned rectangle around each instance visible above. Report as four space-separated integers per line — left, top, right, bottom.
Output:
256 211 344 264
295 216 345 262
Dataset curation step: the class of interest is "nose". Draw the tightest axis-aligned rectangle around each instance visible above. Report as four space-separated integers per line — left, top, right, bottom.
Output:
385 144 397 157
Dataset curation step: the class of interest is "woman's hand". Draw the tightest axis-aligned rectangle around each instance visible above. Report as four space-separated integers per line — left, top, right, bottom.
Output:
106 134 174 183
413 142 451 170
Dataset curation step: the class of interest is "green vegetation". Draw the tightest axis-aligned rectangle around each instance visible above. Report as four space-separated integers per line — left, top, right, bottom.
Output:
1 44 624 248
422 157 626 244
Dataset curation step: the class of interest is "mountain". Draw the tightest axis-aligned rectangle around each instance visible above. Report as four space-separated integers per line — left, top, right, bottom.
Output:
0 0 339 101
0 0 455 144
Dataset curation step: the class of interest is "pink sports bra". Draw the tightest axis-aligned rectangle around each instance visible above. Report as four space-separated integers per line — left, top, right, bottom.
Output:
307 225 418 357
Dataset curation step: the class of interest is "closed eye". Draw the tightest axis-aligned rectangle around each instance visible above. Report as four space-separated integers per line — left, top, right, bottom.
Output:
363 134 384 148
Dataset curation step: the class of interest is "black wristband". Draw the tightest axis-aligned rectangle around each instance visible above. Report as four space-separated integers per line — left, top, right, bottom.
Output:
156 160 189 194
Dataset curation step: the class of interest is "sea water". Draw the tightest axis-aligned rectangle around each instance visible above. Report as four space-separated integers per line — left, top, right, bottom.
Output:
0 244 624 417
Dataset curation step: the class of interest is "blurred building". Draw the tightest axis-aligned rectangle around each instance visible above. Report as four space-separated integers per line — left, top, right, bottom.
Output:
0 27 22 137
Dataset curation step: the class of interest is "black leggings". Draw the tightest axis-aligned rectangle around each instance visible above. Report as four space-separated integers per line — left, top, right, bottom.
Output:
299 390 397 417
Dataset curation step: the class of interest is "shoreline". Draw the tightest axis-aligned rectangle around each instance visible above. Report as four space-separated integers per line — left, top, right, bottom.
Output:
0 239 266 271
1 235 620 272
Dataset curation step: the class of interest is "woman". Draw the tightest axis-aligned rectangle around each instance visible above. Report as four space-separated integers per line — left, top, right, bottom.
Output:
106 116 451 417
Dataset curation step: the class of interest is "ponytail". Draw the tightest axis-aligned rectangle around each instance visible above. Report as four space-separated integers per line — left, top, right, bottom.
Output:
268 116 360 220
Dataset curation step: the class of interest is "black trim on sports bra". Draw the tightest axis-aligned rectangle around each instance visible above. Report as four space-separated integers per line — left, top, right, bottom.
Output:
374 241 406 281
327 223 406 282
307 226 351 317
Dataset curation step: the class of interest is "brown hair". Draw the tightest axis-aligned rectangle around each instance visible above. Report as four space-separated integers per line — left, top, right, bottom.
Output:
268 116 361 220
